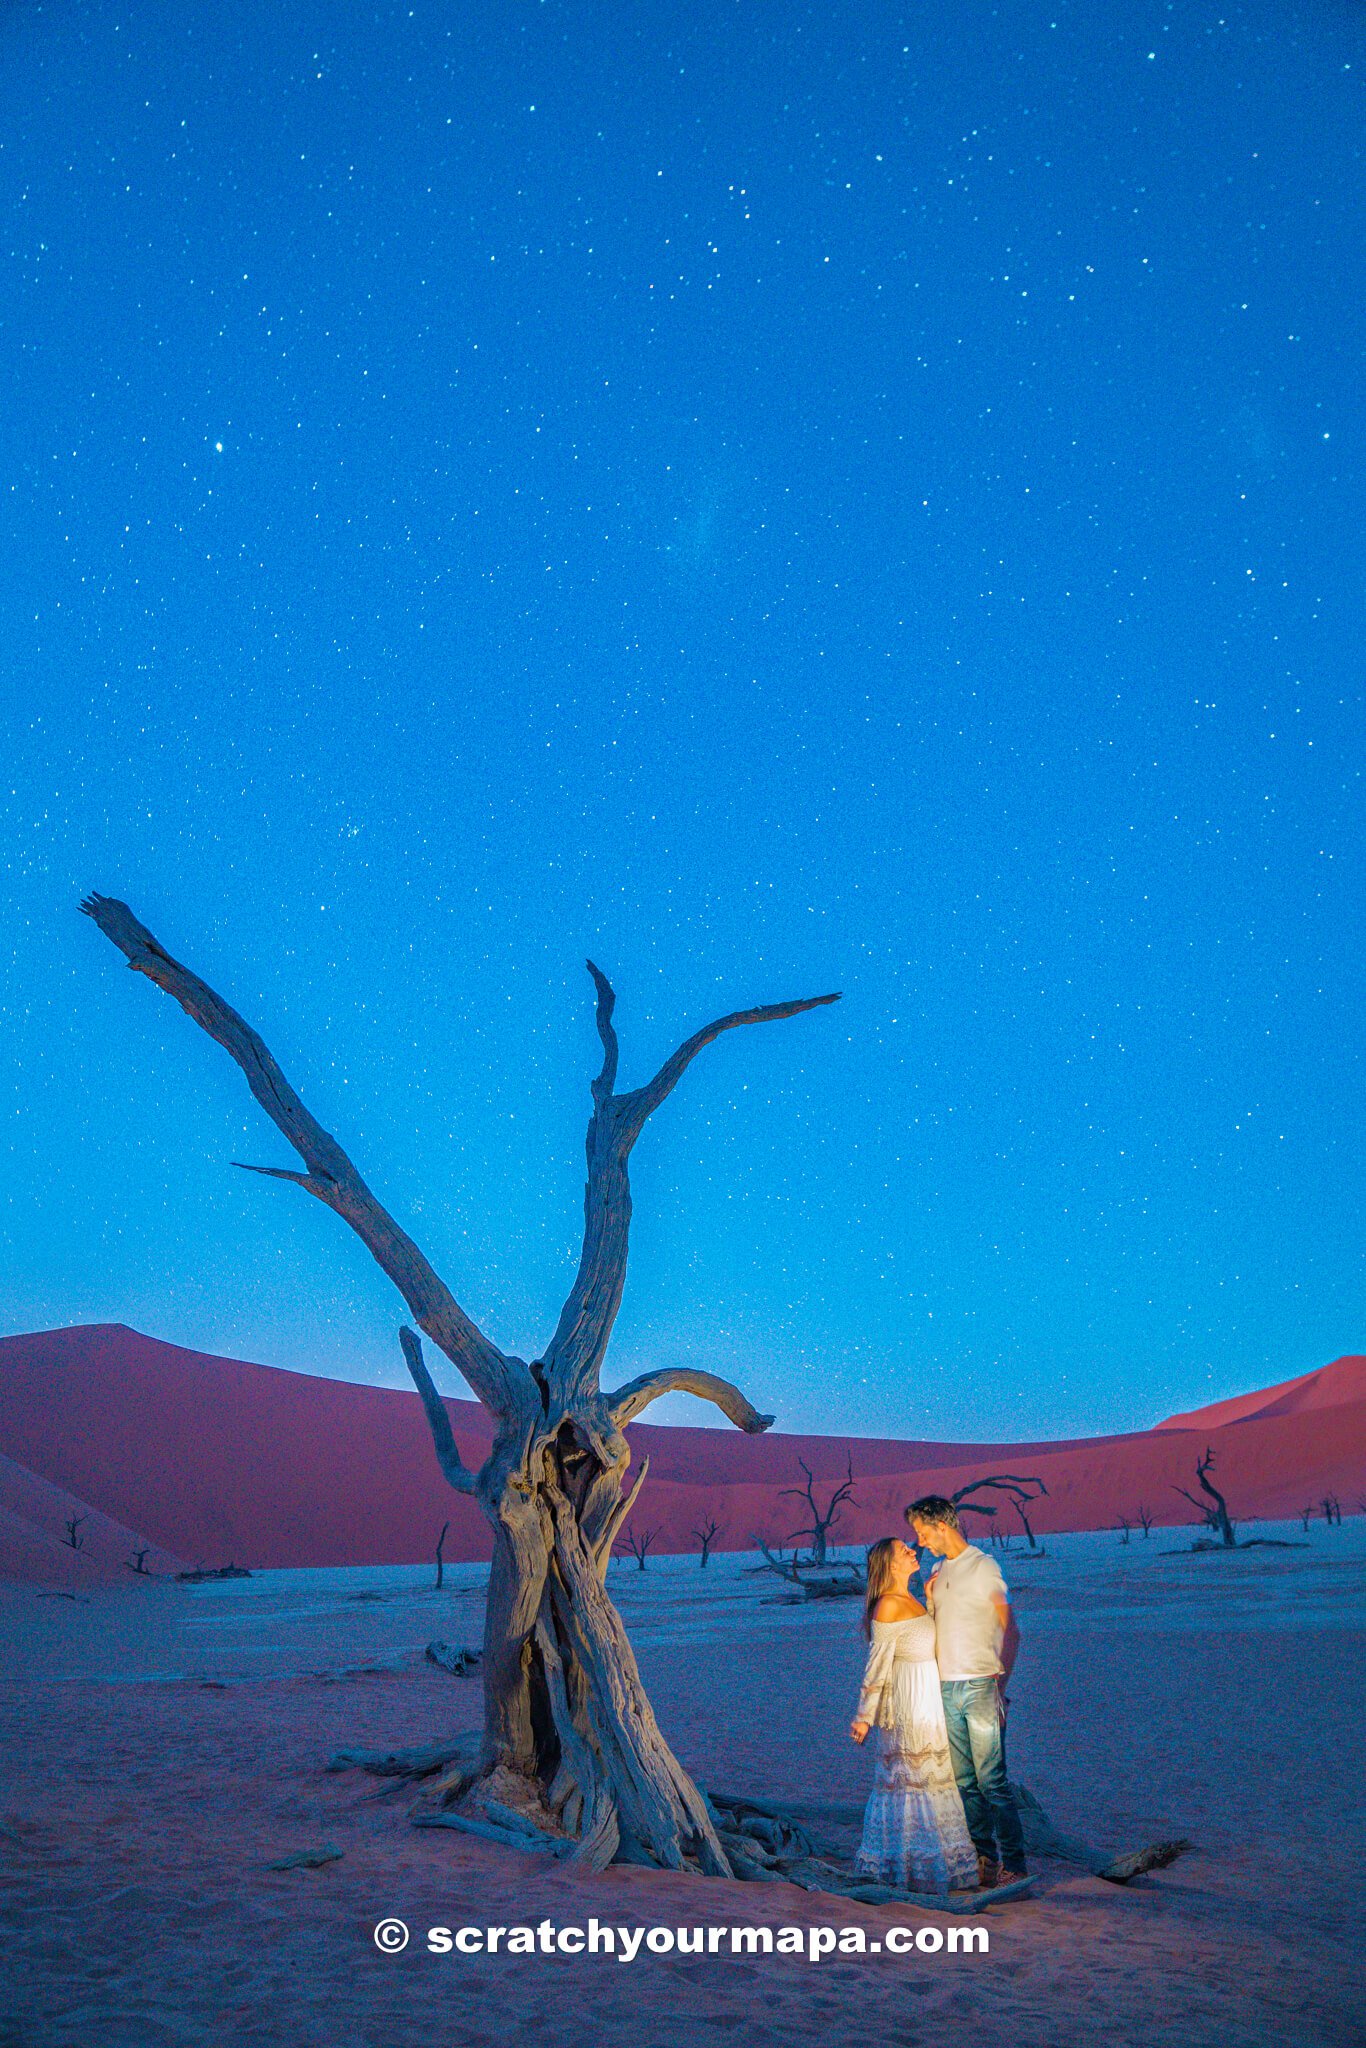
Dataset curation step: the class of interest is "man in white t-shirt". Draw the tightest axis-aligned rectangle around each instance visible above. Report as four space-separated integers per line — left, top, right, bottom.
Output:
906 1493 1026 1886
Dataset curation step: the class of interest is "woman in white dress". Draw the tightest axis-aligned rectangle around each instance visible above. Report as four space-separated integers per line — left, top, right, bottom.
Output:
849 1536 978 1893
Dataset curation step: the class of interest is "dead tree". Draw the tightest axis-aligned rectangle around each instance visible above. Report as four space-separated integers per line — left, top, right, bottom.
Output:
952 1474 1048 1551
693 1515 722 1568
124 1544 153 1576
1117 1516 1131 1545
435 1521 450 1591
83 893 838 1877
1173 1446 1236 1547
621 1525 659 1572
58 1512 87 1600
1321 1493 1342 1527
1300 1505 1314 1534
782 1456 856 1567
1136 1504 1153 1538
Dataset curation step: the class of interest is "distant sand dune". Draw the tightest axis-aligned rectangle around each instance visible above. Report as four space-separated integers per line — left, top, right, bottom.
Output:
0 1323 1362 1577
0 1445 186 1587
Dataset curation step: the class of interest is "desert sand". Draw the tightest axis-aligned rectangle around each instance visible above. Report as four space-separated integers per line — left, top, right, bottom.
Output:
2 1520 1363 2048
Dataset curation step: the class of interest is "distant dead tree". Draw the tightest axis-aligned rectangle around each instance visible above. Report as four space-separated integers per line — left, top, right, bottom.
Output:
693 1515 722 1568
84 890 839 1878
434 1520 450 1590
622 1525 660 1572
1136 1504 1153 1538
123 1543 153 1576
1320 1493 1342 1526
1173 1446 1236 1548
782 1456 856 1567
1300 1505 1314 1534
952 1474 1048 1552
1117 1516 1132 1545
59 1512 88 1600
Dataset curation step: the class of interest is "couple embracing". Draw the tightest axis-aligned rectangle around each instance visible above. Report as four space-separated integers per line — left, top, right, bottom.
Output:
849 1495 1028 1894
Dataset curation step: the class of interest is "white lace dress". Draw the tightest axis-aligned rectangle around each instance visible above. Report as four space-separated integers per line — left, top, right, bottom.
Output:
854 1614 978 1892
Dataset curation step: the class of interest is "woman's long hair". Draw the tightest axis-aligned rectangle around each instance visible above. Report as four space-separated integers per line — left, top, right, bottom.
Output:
861 1536 902 1638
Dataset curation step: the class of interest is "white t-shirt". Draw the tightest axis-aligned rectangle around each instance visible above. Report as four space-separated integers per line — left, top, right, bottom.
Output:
930 1545 1010 1679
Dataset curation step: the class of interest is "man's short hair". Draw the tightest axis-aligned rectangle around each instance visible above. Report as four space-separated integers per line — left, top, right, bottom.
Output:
905 1495 961 1532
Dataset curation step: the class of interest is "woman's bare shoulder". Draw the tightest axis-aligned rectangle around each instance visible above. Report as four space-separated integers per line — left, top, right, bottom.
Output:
871 1592 927 1623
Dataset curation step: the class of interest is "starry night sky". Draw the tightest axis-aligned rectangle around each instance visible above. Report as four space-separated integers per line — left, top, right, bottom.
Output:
2 0 1362 1441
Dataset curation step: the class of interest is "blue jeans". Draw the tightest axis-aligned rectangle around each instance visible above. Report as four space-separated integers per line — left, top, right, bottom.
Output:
940 1678 1026 1872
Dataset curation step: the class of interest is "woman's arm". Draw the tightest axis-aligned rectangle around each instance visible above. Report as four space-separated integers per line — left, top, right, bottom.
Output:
852 1630 896 1734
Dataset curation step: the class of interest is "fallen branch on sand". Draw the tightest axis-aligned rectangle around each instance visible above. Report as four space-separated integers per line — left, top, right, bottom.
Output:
327 1735 480 1779
265 1843 344 1871
765 1574 866 1604
1157 1539 1310 1557
1014 1783 1192 1883
425 1641 482 1675
750 1538 807 1582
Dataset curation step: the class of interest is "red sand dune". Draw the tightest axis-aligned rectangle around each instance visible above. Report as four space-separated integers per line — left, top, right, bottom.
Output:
0 1446 186 1588
1154 1353 1366 1430
0 1323 1362 1574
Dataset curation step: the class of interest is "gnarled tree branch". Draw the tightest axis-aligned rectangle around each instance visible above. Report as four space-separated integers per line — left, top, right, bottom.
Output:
586 958 619 1102
609 1367 775 1435
80 894 514 1415
617 990 842 1146
398 1328 477 1495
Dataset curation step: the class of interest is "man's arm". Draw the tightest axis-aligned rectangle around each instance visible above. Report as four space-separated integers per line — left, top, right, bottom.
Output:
993 1592 1019 1685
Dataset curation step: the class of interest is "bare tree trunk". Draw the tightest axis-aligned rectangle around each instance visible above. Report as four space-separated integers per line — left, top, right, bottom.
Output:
781 1456 855 1568
693 1516 720 1567
83 894 838 1876
1174 1446 1236 1547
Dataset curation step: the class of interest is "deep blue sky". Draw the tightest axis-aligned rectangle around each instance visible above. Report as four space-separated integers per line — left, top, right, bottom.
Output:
2 0 1362 1441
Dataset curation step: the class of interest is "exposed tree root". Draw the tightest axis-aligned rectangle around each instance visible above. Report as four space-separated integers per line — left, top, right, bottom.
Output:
1013 1782 1193 1883
329 1749 1188 1909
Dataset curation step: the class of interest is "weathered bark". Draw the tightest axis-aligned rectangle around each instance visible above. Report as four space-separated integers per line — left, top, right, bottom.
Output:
82 894 838 1877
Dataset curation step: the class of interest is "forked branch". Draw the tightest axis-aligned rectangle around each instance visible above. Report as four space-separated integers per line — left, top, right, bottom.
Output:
617 990 842 1147
546 966 840 1397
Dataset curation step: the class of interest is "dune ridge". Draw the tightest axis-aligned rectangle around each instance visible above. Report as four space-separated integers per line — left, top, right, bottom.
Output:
0 1323 1361 1575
